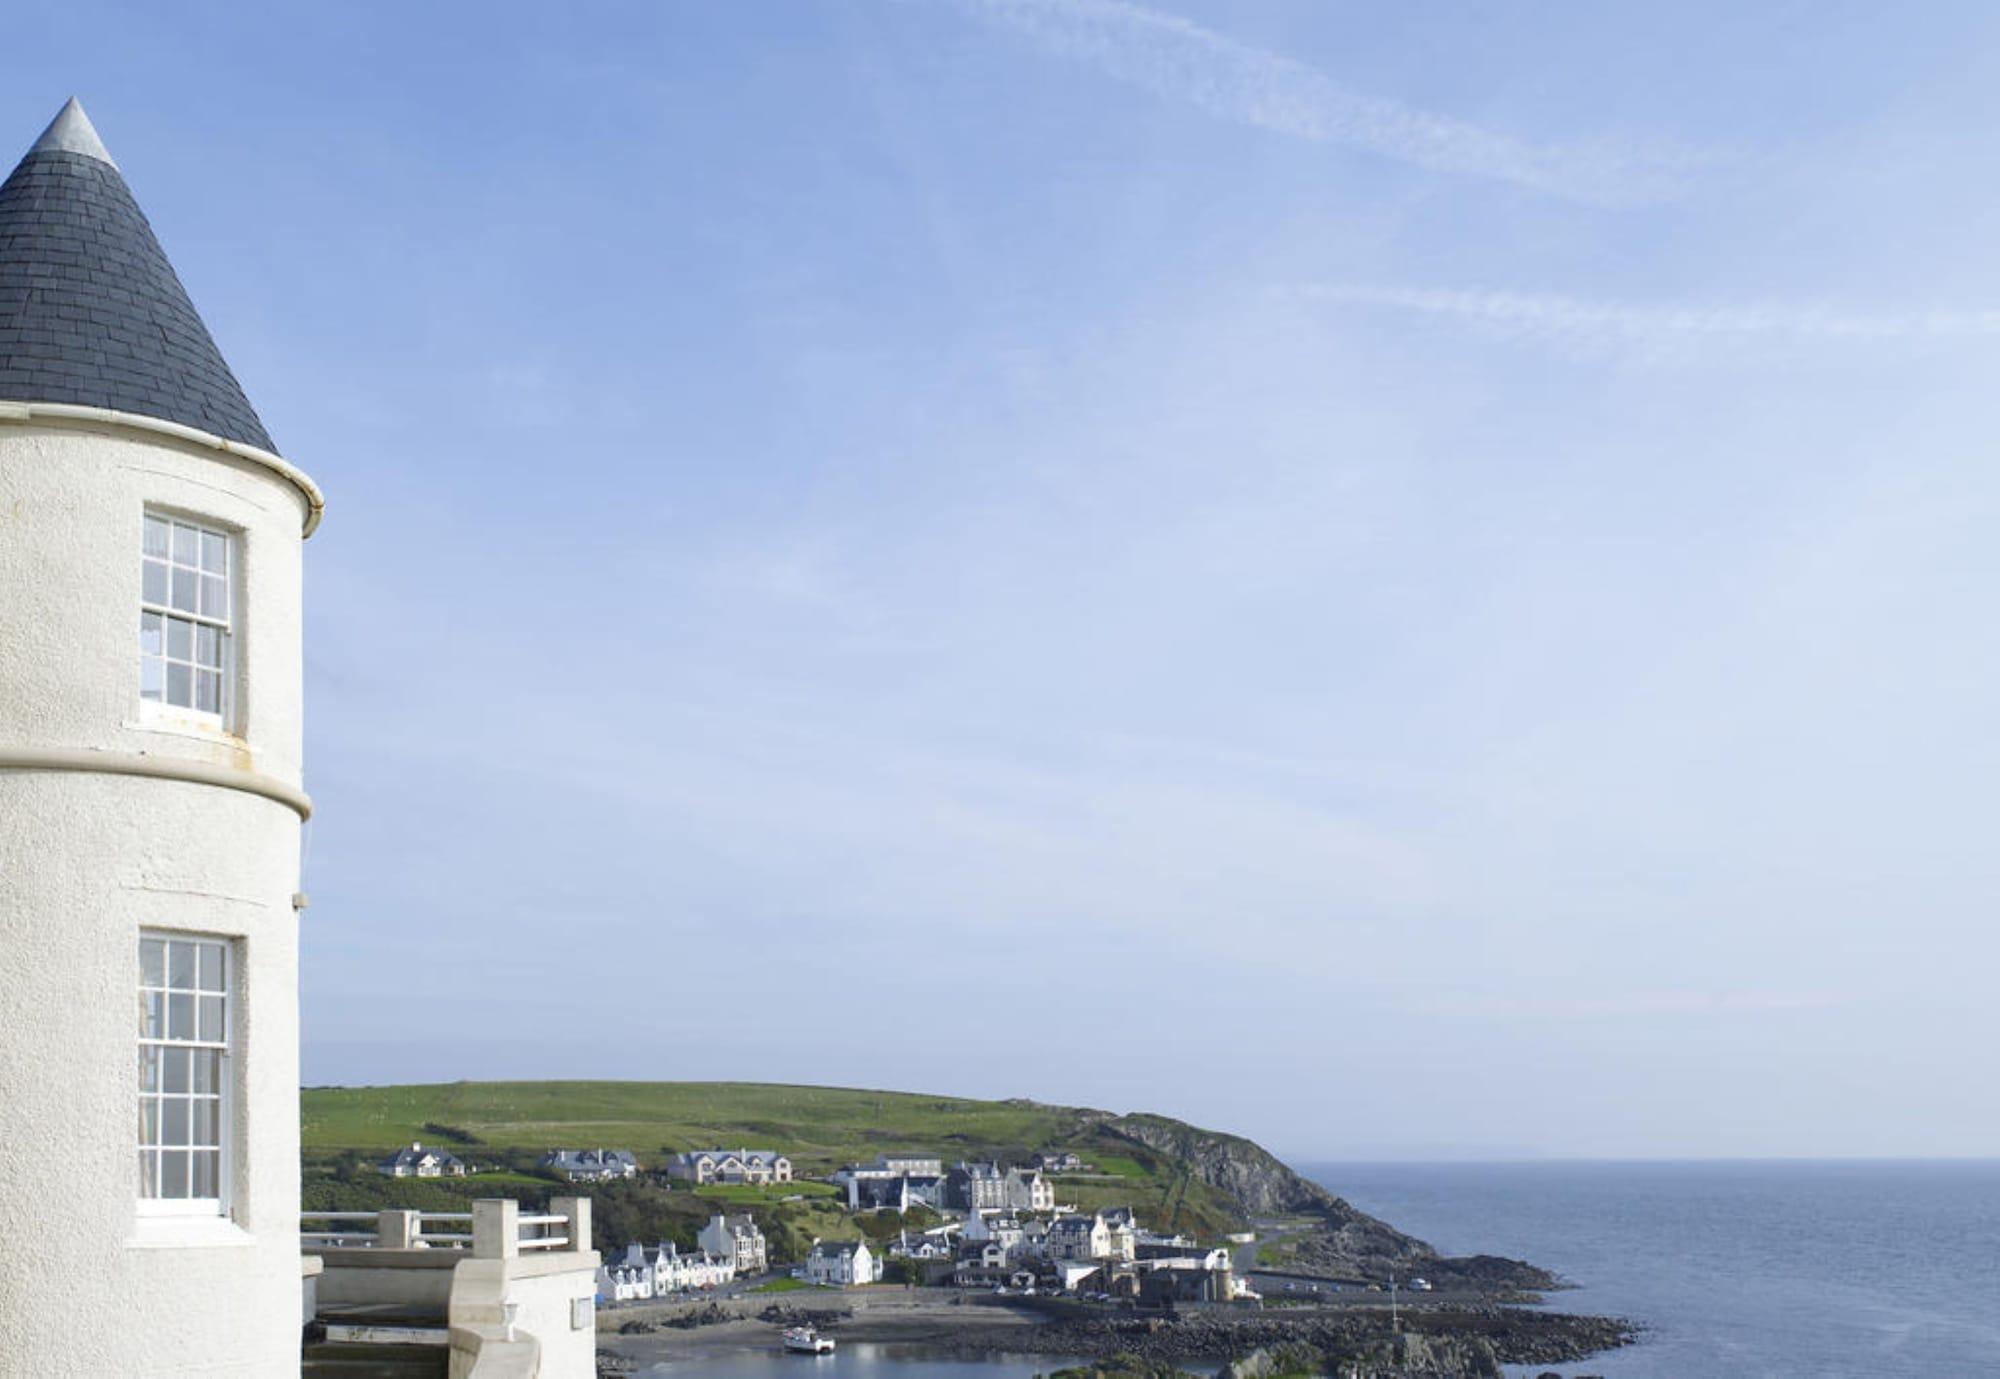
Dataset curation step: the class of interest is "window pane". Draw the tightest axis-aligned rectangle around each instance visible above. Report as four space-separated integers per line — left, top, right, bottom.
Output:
160 1150 189 1199
163 1099 190 1146
167 942 194 989
200 575 227 620
195 671 220 714
138 932 229 1208
195 624 219 666
166 618 192 662
200 529 226 574
139 660 163 700
172 522 198 564
191 1150 218 1199
165 663 192 707
142 560 167 605
140 611 163 656
144 515 170 558
170 566 197 613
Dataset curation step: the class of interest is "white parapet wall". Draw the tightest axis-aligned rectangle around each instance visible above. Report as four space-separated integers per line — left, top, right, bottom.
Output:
306 1199 600 1379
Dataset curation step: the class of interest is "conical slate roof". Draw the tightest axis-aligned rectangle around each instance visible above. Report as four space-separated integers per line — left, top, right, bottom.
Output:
0 99 276 452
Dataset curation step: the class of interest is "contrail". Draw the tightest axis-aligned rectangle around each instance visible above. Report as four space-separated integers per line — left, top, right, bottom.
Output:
1300 283 2000 357
939 0 1708 204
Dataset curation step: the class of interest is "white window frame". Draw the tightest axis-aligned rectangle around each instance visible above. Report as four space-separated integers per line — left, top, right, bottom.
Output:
139 510 237 732
136 931 233 1220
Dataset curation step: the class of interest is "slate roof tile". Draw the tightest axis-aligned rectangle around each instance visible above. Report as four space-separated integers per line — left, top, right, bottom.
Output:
0 101 275 452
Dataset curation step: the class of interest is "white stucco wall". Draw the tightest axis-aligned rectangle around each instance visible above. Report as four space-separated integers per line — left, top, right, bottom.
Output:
0 417 314 1377
451 1254 601 1379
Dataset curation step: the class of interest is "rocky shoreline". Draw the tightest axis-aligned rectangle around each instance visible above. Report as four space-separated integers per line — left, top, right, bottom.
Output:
934 1304 1636 1374
598 1292 1636 1377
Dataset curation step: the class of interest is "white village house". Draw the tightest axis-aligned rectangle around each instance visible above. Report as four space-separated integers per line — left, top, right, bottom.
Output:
378 1142 468 1178
1047 1212 1112 1262
542 1148 639 1181
951 1162 1054 1213
1046 1209 1139 1262
666 1148 793 1185
598 1241 736 1302
801 1238 878 1286
831 1153 948 1209
698 1212 770 1275
596 1259 657 1304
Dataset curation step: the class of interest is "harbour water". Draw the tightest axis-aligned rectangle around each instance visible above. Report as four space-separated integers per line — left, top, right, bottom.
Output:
637 1343 1084 1376
636 1160 2000 1377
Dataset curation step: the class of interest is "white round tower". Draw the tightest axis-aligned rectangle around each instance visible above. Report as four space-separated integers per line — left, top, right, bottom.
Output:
0 101 323 1376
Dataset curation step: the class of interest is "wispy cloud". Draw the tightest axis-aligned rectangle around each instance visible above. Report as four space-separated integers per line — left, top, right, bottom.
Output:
939 0 1706 203
1300 283 2000 360
1411 989 1846 1021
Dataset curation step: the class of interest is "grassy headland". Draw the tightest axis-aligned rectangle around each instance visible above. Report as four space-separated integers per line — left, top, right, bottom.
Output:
299 1079 1545 1288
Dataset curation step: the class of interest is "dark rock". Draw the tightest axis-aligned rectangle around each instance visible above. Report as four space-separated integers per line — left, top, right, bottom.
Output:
756 1303 853 1327
938 1302 1635 1375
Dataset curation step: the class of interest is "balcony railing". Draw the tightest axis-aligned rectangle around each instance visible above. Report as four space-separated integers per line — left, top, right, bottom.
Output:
301 1198 589 1258
517 1213 570 1251
302 1197 598 1378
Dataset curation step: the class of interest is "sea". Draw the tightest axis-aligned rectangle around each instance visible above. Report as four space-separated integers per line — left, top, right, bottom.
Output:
1306 1159 2000 1378
635 1160 2000 1378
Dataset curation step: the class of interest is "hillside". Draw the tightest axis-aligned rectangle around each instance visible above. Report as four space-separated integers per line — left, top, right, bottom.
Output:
300 1080 1545 1284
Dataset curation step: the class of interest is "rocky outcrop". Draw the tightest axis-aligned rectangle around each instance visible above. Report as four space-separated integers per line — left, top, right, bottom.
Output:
947 1305 1632 1374
1101 1114 1343 1218
1014 1104 1558 1295
1100 1114 1430 1263
1217 1343 1326 1377
1047 1358 1194 1379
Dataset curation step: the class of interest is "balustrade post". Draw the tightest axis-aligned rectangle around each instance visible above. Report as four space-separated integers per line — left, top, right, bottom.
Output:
378 1208 420 1250
472 1198 520 1260
552 1195 591 1254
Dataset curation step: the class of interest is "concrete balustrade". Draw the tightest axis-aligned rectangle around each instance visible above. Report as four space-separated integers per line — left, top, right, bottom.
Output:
304 1198 599 1377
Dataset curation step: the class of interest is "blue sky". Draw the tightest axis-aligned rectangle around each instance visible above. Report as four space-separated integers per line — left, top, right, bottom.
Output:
15 1 2000 1158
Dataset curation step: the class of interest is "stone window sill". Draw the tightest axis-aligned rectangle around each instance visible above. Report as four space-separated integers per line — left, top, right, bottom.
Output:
126 1214 255 1250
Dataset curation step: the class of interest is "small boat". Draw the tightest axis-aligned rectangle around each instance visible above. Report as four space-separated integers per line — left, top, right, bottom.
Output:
783 1326 836 1354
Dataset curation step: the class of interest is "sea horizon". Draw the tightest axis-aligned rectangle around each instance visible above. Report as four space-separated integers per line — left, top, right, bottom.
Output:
1290 1153 2000 1165
1307 1158 2000 1378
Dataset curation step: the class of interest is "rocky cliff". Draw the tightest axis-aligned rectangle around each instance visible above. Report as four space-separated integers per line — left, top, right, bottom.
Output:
1093 1111 1557 1290
1100 1113 1344 1217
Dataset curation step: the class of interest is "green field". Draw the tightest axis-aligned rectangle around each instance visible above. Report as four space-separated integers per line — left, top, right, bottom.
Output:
300 1080 1257 1244
303 1080 1101 1173
692 1181 842 1204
